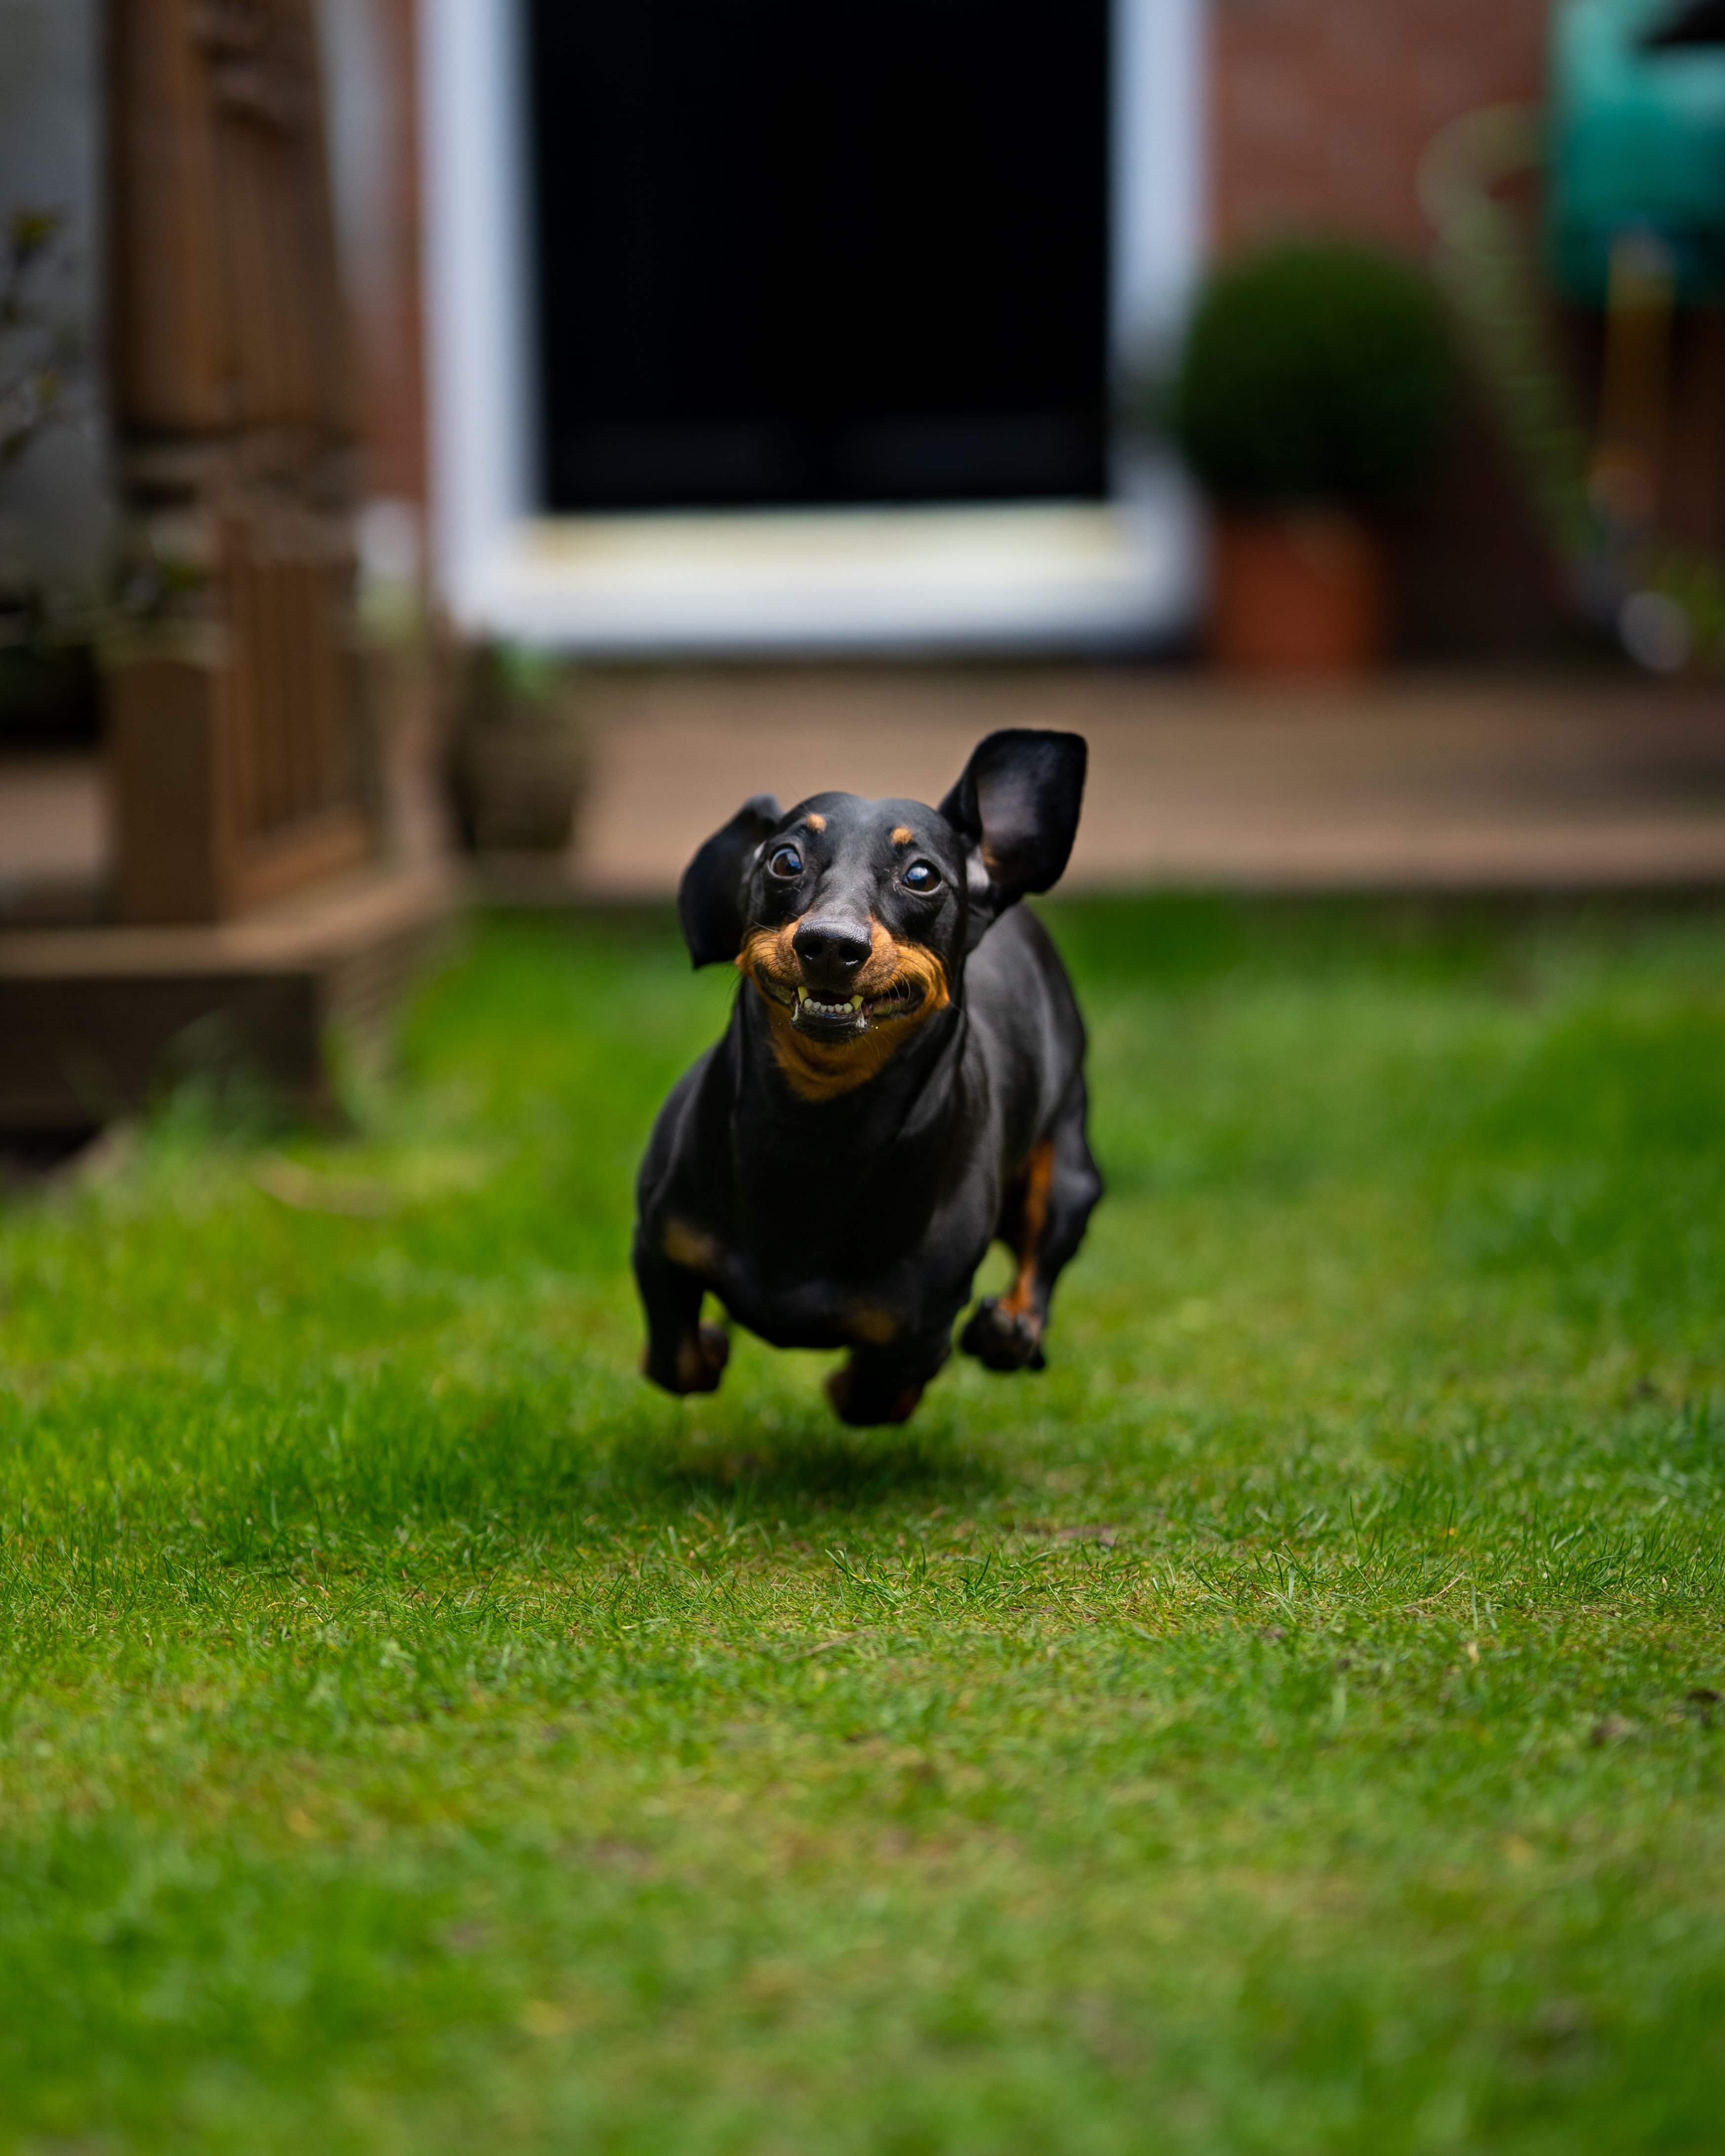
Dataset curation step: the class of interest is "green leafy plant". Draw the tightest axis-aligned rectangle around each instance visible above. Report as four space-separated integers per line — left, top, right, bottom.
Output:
0 206 69 475
1171 239 1454 504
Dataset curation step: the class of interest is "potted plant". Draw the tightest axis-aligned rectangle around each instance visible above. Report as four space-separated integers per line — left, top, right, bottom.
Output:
1169 240 1454 674
446 642 587 857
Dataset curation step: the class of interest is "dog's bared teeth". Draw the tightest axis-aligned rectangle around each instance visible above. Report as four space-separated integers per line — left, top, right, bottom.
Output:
795 987 866 1026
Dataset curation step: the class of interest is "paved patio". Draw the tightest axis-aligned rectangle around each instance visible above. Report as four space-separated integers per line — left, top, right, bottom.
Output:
5 668 1725 920
554 667 1725 899
0 756 106 922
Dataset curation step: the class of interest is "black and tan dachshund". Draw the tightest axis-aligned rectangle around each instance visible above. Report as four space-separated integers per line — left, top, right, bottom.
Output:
633 728 1102 1426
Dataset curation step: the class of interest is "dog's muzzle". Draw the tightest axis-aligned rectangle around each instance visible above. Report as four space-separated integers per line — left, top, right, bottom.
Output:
757 976 925 1036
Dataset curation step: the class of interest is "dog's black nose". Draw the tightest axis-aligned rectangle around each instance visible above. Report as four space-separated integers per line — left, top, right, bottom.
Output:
792 916 873 982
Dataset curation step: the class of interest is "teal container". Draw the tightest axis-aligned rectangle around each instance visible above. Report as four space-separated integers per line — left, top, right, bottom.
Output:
1548 0 1725 302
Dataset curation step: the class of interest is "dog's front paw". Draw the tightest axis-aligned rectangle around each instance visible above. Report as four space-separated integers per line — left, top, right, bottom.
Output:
959 1296 1046 1373
644 1323 730 1395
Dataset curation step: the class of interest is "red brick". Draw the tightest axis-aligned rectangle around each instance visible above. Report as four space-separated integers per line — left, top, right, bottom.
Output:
1212 0 1550 255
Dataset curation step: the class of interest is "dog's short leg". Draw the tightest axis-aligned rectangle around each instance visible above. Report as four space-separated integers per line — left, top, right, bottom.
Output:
826 1334 952 1427
961 1078 1103 1374
636 1247 729 1397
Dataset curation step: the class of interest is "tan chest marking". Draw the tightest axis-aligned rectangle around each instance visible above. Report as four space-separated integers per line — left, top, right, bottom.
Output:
662 1219 719 1273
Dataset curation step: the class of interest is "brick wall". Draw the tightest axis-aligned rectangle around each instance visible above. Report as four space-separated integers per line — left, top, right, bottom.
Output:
354 0 427 507
1211 0 1570 653
367 0 428 507
1211 0 1553 255
321 0 428 508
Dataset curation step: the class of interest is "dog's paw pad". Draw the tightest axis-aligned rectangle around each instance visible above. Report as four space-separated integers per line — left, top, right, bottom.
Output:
656 1324 728 1394
693 1324 730 1383
959 1297 1045 1373
825 1364 925 1427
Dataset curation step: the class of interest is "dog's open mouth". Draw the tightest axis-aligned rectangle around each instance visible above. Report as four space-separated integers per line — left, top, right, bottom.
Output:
759 977 925 1034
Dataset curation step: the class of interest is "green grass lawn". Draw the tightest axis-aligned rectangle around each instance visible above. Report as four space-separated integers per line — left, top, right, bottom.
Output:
2 897 1724 2155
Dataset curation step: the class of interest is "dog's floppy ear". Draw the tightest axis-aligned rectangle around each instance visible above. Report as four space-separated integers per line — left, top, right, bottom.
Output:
677 794 782 967
938 730 1087 932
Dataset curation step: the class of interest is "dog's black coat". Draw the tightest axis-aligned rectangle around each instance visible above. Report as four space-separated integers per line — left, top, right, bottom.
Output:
633 729 1102 1424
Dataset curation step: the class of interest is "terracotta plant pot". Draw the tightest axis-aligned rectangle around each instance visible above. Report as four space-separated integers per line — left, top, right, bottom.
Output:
1210 508 1386 676
452 705 585 853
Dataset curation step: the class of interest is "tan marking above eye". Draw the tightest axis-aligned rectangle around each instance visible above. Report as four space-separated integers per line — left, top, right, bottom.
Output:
805 813 827 832
890 826 914 846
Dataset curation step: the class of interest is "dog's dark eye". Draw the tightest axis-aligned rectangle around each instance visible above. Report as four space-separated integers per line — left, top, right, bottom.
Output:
767 846 804 880
902 860 941 893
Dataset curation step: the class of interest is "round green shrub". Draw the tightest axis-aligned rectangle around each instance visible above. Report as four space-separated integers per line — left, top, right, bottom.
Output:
1170 240 1453 505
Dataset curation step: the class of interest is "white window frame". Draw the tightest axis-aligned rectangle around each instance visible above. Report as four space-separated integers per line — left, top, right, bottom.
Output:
421 0 1206 654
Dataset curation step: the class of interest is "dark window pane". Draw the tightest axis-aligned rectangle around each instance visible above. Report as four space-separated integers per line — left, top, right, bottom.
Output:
527 0 1112 512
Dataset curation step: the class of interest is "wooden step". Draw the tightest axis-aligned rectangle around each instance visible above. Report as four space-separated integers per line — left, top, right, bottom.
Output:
0 862 459 1133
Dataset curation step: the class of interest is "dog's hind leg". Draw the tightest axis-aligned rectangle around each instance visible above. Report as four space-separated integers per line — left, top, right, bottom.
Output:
960 1077 1102 1374
636 1239 730 1396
